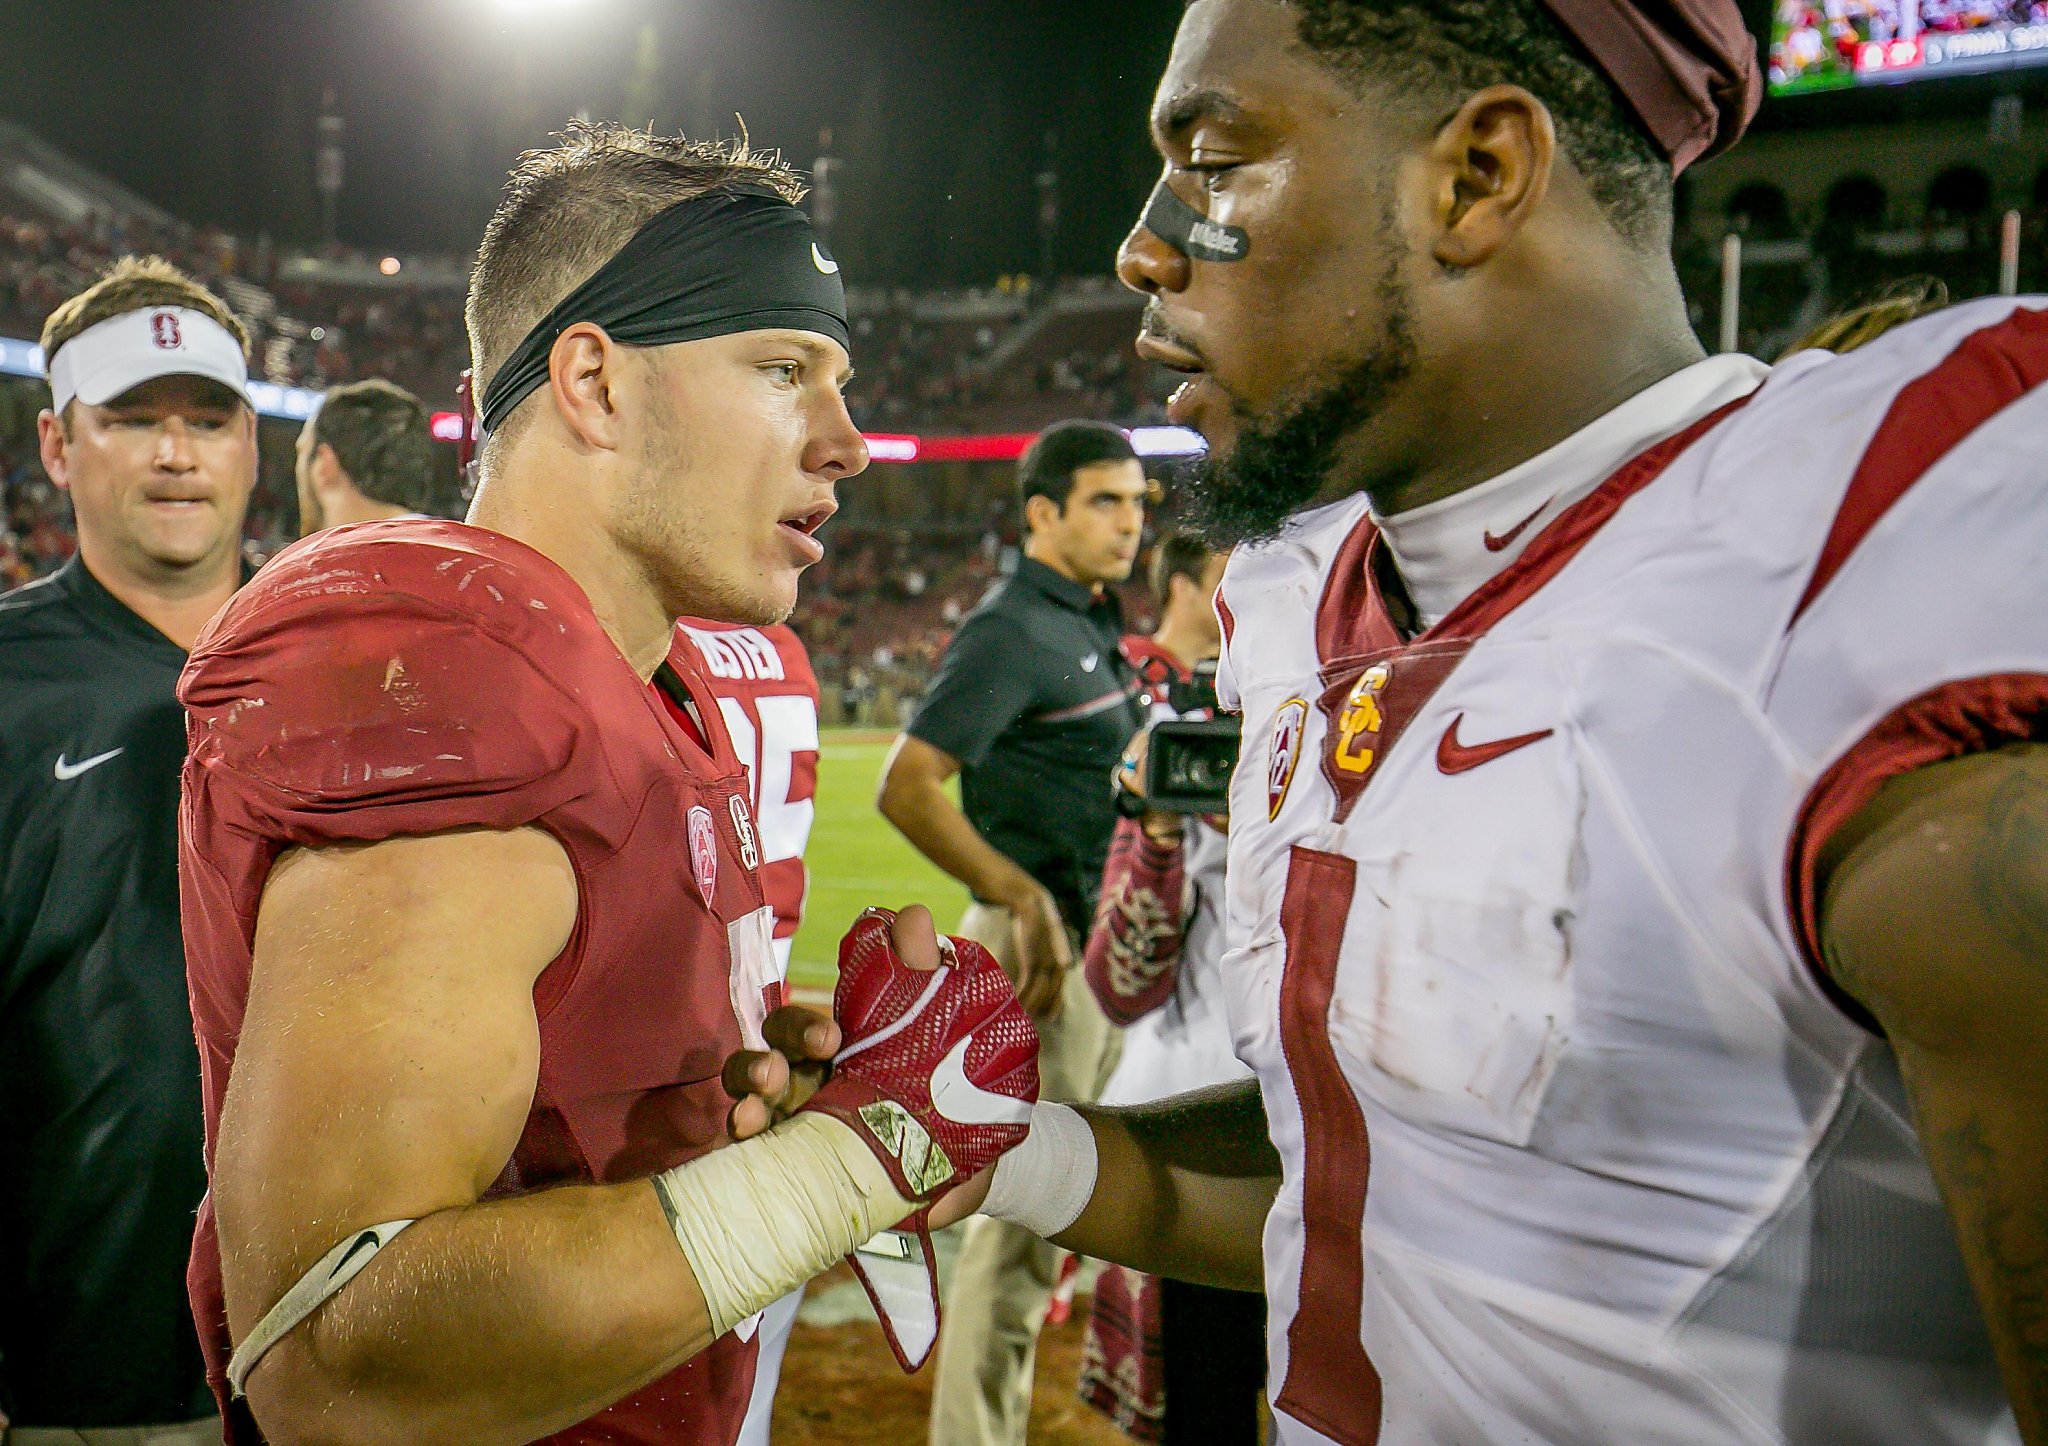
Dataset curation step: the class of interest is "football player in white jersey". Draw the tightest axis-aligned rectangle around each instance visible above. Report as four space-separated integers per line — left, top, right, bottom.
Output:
733 0 2047 1441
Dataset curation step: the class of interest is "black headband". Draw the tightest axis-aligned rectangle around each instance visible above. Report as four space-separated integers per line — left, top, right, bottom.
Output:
478 182 850 437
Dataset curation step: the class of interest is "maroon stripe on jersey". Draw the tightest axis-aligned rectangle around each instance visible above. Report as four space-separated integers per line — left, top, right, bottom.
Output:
1215 589 1237 649
1315 509 1388 667
1274 845 1384 1446
1785 672 2048 1025
1313 396 1754 674
1793 304 2048 623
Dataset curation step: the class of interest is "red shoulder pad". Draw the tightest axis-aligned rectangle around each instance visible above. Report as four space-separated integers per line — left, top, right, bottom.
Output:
181 522 599 847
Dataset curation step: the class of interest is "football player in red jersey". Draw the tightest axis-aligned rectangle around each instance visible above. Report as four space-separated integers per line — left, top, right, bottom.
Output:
177 122 1037 1446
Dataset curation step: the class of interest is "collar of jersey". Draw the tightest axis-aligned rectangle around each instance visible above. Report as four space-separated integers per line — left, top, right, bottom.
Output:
1371 353 1770 631
54 554 195 658
1014 555 1116 620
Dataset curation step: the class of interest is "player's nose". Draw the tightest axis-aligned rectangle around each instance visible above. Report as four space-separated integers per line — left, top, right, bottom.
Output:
806 388 870 481
1117 218 1189 298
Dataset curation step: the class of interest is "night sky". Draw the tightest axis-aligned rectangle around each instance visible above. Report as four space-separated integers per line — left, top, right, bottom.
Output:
0 0 1188 285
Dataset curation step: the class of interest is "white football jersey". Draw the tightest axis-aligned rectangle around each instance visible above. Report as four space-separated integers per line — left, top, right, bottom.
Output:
1217 298 2047 1445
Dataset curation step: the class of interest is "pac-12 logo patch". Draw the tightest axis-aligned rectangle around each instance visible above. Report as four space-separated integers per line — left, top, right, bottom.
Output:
1268 698 1309 820
728 794 760 871
149 310 183 349
687 805 719 904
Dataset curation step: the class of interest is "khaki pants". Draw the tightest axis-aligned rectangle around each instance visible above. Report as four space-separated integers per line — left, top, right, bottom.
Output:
929 902 1122 1446
8 1420 220 1446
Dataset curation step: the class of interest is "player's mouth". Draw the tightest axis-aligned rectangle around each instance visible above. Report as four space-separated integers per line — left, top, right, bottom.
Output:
141 488 214 513
1136 333 1213 431
776 501 836 564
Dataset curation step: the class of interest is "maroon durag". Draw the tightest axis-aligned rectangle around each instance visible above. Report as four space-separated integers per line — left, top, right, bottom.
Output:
1536 0 1763 173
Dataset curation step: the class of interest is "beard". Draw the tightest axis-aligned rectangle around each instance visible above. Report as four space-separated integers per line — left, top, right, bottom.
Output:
1180 193 1418 548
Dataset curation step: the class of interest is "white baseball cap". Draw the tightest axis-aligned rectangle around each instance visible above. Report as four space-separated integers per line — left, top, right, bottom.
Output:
46 305 253 413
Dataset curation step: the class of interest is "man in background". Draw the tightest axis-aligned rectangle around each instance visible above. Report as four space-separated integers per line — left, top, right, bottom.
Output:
878 420 1149 1446
0 256 257 1445
293 376 441 536
677 614 822 1446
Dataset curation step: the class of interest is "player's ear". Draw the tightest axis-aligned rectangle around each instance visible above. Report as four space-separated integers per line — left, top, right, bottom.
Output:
36 408 72 492
547 323 625 452
1428 85 1556 271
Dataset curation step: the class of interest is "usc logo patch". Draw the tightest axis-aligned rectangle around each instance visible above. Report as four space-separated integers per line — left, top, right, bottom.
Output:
1269 698 1309 819
1333 665 1391 777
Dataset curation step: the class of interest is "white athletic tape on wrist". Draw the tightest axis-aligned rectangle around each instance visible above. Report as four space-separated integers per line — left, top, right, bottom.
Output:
979 1102 1097 1238
225 1217 415 1398
654 1112 916 1338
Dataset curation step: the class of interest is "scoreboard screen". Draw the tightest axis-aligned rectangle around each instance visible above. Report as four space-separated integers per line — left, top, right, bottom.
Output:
1769 2 2048 95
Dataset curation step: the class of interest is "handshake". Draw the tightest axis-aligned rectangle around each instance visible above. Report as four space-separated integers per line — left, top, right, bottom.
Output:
717 905 1040 1370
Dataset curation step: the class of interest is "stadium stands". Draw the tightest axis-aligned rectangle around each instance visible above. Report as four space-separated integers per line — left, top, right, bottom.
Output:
3 119 2044 708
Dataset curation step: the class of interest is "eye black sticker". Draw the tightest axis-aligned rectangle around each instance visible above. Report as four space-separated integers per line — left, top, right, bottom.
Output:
1142 179 1250 263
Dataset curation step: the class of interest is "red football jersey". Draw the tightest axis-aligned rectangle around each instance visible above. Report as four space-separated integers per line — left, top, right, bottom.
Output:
676 621 819 952
179 520 775 1446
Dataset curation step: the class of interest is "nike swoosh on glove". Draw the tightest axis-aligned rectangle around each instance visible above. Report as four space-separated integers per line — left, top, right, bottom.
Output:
798 907 1040 1370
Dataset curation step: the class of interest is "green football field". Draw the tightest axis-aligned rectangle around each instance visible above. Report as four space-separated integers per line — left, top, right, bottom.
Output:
787 730 972 994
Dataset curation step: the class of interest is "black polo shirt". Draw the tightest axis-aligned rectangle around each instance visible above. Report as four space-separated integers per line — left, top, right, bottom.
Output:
0 556 213 1427
910 557 1149 932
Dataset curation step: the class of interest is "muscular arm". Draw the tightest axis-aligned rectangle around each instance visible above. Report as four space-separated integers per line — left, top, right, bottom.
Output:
1059 1081 1279 1292
1819 743 2048 1441
926 1078 1279 1293
877 733 1070 1014
220 827 715 1446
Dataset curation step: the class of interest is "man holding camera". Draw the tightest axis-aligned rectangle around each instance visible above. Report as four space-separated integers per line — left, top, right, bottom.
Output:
878 419 1150 1446
1081 534 1265 1445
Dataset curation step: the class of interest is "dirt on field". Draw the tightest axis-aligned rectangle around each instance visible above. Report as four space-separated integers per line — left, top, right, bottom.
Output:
771 1265 1129 1446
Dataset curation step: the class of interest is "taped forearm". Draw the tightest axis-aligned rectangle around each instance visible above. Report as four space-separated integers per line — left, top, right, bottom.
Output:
1084 818 1188 1025
654 1112 916 1336
980 1101 1100 1238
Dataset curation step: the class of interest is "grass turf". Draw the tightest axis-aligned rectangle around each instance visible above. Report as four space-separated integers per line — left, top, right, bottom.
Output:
788 729 972 994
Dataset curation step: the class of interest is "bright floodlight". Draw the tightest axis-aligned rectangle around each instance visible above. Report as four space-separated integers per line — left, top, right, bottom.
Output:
379 256 402 276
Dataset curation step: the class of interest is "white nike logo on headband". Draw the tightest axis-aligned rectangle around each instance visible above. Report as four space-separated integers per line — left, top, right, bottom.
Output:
812 243 840 276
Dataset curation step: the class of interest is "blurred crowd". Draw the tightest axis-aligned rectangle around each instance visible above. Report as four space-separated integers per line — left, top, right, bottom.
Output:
6 171 2047 706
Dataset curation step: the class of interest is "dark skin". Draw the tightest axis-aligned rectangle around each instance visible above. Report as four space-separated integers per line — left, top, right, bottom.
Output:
733 0 2047 1432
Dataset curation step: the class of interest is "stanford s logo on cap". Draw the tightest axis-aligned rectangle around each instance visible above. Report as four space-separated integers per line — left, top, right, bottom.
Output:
1268 698 1309 820
688 805 719 904
150 311 183 350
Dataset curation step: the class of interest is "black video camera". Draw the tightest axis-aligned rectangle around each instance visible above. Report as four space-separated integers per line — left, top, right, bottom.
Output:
1142 716 1241 814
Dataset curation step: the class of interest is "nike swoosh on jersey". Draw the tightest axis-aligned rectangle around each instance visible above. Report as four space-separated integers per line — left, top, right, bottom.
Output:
1435 716 1555 775
53 747 124 781
1080 653 1100 672
1483 497 1556 554
812 243 840 275
930 1036 1032 1127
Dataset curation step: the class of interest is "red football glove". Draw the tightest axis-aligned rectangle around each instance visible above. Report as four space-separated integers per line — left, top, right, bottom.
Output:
798 908 1040 1370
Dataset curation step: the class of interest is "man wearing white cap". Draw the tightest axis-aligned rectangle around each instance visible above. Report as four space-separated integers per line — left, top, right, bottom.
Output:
0 255 257 1444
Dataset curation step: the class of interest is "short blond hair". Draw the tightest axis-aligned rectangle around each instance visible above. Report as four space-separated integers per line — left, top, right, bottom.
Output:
1786 277 1950 358
466 119 805 443
41 255 249 369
